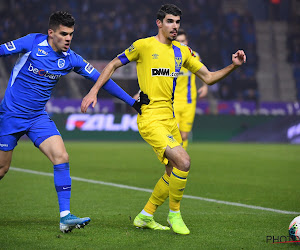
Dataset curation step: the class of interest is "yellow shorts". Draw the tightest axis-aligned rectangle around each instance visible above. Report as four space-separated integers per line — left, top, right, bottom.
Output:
138 118 182 165
173 100 196 133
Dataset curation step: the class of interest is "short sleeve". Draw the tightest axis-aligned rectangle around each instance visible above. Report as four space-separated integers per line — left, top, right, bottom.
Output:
117 39 143 65
183 46 203 74
0 33 38 56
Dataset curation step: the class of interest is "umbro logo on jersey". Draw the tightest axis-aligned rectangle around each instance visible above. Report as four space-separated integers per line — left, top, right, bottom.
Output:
152 54 159 59
36 48 48 56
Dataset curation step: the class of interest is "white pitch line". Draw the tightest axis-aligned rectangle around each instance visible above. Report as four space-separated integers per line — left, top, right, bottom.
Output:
10 167 299 215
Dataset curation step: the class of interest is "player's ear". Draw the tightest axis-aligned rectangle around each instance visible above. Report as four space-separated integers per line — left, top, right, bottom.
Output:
156 19 162 28
48 29 54 38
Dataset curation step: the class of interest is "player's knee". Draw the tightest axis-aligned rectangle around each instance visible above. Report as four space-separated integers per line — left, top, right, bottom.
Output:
180 154 190 172
0 164 10 179
60 151 69 163
53 151 69 164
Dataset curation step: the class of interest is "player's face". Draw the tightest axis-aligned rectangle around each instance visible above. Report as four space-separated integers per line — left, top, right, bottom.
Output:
48 25 74 52
161 14 181 41
176 34 188 45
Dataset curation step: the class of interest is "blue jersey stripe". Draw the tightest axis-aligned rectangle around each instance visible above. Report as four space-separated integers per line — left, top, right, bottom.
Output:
187 74 192 103
117 52 130 65
10 51 31 87
171 45 182 117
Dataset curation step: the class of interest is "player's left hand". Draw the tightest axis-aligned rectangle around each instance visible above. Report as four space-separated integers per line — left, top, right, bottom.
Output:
132 91 150 114
198 84 208 99
232 50 246 66
81 89 98 113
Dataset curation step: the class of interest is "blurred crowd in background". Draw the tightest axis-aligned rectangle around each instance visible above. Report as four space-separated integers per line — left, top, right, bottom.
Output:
0 0 299 102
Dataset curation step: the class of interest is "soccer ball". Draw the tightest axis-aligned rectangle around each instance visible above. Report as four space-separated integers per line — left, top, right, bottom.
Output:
289 215 300 242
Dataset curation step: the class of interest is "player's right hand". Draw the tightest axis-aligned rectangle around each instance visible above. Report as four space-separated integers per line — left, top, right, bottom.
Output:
81 89 98 113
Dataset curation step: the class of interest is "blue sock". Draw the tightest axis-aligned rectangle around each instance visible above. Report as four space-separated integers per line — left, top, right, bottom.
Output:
53 163 71 213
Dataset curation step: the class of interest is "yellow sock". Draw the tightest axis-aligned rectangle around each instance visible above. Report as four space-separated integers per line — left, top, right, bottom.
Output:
182 140 188 150
169 167 189 211
144 173 170 215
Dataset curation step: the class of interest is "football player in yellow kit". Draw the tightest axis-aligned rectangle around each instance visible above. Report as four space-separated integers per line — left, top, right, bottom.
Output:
81 3 246 235
174 28 208 150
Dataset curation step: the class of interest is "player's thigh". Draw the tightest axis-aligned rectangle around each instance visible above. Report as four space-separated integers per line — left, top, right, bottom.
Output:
0 132 24 167
165 145 190 171
38 135 68 165
26 113 61 147
26 114 67 164
0 150 13 168
138 118 182 165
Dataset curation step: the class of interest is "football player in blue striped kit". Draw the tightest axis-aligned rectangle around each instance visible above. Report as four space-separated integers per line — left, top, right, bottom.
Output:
0 11 148 233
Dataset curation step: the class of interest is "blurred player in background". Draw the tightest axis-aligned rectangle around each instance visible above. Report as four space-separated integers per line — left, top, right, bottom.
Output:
0 11 147 233
81 3 246 235
174 28 208 150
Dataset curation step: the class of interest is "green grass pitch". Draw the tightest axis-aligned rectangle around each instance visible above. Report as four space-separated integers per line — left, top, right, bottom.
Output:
1 141 299 249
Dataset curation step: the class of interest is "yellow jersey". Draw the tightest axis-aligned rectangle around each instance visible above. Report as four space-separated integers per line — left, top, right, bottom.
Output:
117 37 203 122
174 51 200 104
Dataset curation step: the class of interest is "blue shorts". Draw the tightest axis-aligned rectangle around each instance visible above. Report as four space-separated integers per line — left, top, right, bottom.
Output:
0 112 61 151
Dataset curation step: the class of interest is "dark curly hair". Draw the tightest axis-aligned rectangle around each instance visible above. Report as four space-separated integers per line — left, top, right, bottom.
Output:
49 11 75 30
157 4 182 22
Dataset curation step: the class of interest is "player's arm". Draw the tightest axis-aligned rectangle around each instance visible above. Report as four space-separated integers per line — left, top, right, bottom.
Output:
81 57 123 113
0 34 37 57
194 50 246 85
81 39 147 113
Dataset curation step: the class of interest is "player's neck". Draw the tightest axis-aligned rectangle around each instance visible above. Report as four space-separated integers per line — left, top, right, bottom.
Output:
48 38 62 53
155 33 172 45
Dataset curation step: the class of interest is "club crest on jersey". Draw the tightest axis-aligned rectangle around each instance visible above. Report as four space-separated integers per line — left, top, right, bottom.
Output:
58 59 65 68
4 41 16 51
152 54 159 59
175 57 182 69
167 134 175 143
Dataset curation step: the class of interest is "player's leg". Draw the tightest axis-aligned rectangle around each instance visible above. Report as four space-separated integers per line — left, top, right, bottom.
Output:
165 145 190 212
164 125 191 235
0 132 23 180
133 120 176 230
38 135 71 216
0 150 13 180
27 114 90 233
133 169 171 230
38 135 90 232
